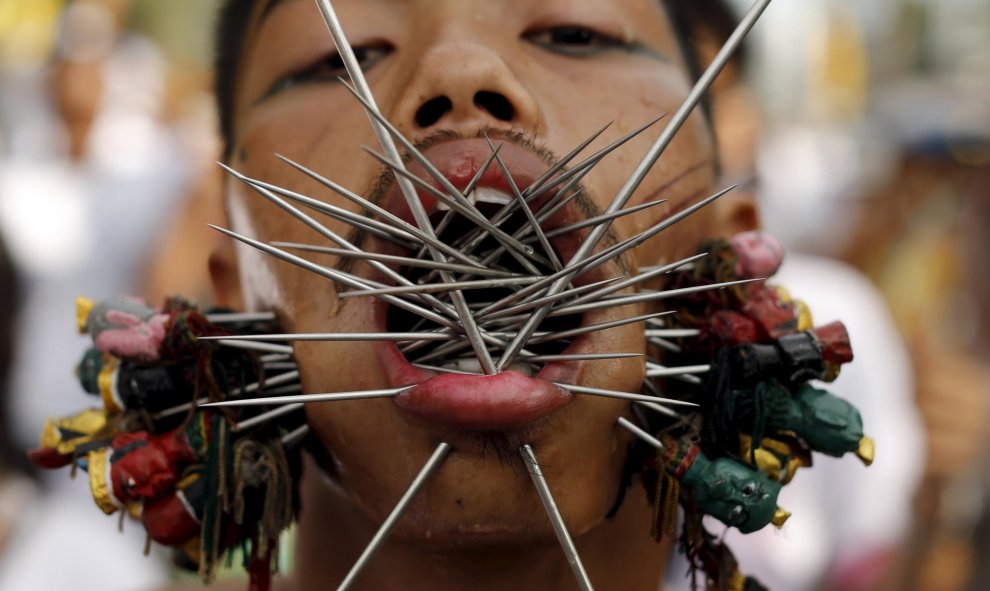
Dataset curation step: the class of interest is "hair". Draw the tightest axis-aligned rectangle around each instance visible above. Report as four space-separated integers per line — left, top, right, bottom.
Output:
0 234 27 475
214 0 740 160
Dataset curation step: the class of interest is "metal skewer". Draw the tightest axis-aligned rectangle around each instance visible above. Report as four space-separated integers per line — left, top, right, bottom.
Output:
205 311 277 324
201 386 412 408
236 403 304 431
273 243 518 278
494 0 772 369
554 382 698 407
201 332 457 343
336 442 451 591
538 199 668 241
519 444 595 591
617 417 664 450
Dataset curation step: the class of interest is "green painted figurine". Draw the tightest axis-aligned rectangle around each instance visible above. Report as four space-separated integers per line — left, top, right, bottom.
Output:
733 381 874 466
660 434 789 534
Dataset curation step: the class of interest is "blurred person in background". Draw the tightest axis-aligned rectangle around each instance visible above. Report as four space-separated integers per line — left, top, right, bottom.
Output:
839 104 990 591
835 3 990 589
0 230 166 590
0 0 194 452
0 0 215 587
0 229 26 551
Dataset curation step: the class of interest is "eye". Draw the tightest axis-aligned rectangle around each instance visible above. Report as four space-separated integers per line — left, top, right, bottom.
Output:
524 25 627 56
742 482 756 497
262 44 392 100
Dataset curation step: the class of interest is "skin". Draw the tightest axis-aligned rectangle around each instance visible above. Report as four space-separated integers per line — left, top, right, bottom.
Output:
206 0 758 589
50 59 104 161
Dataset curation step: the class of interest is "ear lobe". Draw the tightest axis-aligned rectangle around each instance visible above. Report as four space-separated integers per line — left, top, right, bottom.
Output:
713 186 761 238
209 239 245 311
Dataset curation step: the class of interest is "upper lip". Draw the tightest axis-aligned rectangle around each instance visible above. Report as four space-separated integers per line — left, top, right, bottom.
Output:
379 138 582 238
356 137 640 431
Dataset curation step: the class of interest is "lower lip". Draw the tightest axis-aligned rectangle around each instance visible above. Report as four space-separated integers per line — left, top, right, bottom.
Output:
370 281 579 431
394 371 572 431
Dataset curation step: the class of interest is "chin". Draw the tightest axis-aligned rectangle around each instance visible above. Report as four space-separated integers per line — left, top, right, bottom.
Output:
299 352 637 548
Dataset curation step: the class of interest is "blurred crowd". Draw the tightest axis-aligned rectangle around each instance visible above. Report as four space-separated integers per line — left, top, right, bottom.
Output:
0 0 986 590
713 2 990 590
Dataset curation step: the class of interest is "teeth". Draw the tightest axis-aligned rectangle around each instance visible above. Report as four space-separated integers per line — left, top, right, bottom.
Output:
436 187 513 211
474 187 513 205
456 358 483 373
436 358 535 378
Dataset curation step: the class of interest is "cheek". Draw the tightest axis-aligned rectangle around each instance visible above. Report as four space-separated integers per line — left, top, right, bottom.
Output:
226 188 290 313
624 110 719 268
532 64 719 269
226 113 383 320
293 304 386 393
604 130 719 272
227 181 348 322
631 206 718 271
237 91 377 172
532 59 688 141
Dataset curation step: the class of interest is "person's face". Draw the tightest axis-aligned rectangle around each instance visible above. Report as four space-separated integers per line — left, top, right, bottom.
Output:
215 0 744 548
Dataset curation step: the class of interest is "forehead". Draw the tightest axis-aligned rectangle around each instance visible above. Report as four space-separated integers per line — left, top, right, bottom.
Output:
250 0 672 30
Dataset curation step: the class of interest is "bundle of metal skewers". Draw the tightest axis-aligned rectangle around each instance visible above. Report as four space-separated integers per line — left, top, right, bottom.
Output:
25 0 877 590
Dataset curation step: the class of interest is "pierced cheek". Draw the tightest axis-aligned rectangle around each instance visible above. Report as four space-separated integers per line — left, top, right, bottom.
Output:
283 271 343 325
237 114 320 176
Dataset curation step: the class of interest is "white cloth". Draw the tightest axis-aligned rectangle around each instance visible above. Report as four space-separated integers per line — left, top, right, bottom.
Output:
0 476 169 591
0 32 190 590
0 33 192 450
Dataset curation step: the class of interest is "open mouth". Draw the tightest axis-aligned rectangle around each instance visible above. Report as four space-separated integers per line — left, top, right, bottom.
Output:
352 139 633 430
386 200 582 373
379 194 603 430
206 135 658 432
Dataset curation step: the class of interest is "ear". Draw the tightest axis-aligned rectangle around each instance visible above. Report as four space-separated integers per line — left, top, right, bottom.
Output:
209 239 245 311
712 184 760 239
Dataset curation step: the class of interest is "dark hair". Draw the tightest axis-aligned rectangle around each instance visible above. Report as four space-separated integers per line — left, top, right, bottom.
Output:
214 0 740 160
0 233 27 475
215 0 258 160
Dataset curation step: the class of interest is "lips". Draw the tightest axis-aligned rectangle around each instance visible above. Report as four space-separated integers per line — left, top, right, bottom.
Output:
380 139 580 237
396 372 571 431
360 137 635 431
373 296 588 432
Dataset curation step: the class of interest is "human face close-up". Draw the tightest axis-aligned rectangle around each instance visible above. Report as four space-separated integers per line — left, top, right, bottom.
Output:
214 0 739 563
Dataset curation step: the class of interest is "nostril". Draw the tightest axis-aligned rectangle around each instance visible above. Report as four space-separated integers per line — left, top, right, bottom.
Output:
415 96 453 128
474 91 514 122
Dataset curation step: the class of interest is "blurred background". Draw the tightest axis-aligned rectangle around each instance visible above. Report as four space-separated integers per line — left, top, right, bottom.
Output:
0 0 986 589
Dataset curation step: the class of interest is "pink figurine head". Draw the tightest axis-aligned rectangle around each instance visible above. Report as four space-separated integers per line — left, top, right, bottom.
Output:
730 231 784 280
87 296 169 362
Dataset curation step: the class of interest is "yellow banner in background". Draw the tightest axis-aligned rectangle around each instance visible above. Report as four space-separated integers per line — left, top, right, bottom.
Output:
0 0 64 70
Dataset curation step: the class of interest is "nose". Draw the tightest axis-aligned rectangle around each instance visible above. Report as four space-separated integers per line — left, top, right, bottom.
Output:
392 37 540 134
